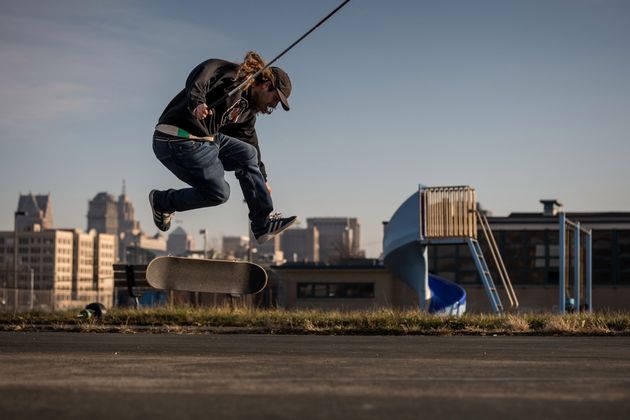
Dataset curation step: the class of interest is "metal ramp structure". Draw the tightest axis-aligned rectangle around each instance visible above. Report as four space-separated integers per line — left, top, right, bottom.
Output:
383 185 518 314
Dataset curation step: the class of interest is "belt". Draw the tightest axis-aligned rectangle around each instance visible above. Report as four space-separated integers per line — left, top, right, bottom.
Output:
154 124 215 141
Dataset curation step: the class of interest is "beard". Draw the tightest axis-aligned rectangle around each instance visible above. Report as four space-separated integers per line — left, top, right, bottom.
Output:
249 87 276 115
260 106 275 115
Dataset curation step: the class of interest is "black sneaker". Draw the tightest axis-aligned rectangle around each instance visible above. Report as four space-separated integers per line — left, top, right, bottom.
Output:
254 213 298 244
149 189 173 232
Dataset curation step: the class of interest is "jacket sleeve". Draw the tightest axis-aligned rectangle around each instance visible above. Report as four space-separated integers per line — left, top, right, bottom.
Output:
184 61 221 114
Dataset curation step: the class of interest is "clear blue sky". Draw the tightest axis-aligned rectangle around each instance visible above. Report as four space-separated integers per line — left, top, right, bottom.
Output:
1 0 629 257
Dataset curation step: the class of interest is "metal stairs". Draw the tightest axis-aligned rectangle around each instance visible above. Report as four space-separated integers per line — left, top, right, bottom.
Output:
467 238 505 314
468 211 519 314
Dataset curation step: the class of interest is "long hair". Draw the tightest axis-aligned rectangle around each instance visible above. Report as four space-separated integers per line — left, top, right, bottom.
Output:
237 51 274 90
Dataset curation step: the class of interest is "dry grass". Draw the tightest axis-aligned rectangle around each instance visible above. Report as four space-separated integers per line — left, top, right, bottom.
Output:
0 307 628 335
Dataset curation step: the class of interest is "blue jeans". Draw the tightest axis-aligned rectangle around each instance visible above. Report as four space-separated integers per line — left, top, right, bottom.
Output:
152 131 273 231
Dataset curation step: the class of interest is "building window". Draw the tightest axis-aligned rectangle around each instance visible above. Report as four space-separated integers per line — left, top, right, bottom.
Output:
297 282 374 299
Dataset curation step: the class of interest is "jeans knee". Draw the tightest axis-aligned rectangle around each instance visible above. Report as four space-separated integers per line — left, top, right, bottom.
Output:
215 183 230 204
199 182 230 205
243 143 257 163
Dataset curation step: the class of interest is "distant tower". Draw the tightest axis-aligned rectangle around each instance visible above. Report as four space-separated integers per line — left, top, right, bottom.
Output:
118 180 140 234
87 185 149 262
167 227 194 256
116 180 141 261
16 193 54 231
87 192 118 235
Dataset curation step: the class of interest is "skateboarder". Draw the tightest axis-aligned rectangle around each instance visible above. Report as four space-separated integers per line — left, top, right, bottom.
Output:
149 51 297 244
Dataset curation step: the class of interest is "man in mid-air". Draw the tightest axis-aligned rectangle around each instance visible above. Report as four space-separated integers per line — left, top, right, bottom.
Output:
149 51 297 244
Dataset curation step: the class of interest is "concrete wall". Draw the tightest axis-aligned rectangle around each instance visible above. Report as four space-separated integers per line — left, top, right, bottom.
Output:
277 268 418 311
463 285 630 313
275 266 630 313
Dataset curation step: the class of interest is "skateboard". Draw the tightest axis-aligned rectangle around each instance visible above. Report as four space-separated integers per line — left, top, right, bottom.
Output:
146 256 268 295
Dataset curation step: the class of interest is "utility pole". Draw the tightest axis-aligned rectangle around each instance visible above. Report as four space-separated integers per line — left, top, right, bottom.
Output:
199 229 208 259
29 267 34 311
13 211 26 312
197 228 209 307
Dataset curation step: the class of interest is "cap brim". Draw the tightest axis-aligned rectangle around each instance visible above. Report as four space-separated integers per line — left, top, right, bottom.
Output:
277 89 290 111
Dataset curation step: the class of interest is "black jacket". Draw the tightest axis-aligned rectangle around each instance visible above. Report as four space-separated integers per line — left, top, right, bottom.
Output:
158 59 267 180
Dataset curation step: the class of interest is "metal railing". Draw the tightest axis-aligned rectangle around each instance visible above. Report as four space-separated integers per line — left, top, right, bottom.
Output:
0 289 114 313
476 210 519 310
559 213 592 314
0 288 55 312
421 186 477 239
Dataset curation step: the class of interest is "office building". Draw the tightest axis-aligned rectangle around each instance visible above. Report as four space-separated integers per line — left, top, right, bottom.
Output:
222 236 249 259
428 200 630 287
167 227 194 256
280 226 319 263
93 232 116 304
15 193 54 231
306 217 364 263
87 192 118 236
0 227 115 311
123 231 167 264
273 260 417 311
88 184 164 262
117 181 140 235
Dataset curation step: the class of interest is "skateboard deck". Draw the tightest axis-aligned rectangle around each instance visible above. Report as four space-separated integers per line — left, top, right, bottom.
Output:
146 256 268 295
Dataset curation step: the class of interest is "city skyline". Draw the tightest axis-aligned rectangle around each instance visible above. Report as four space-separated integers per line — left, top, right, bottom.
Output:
1 0 629 258
9 188 366 260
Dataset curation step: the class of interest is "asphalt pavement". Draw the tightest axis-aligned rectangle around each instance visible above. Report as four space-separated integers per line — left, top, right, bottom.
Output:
0 333 629 419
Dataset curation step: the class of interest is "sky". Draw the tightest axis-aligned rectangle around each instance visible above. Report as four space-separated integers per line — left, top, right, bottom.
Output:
1 0 629 257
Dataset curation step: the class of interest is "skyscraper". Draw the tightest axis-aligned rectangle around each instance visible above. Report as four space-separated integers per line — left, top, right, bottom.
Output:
87 192 118 236
167 227 194 256
16 193 54 231
87 183 156 262
117 180 140 235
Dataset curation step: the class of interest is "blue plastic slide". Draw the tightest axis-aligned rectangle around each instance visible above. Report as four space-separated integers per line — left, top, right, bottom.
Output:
383 188 466 315
428 274 466 315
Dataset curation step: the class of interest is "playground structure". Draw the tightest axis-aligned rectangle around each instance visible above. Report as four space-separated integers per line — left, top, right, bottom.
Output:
108 186 592 314
383 185 518 315
559 213 593 313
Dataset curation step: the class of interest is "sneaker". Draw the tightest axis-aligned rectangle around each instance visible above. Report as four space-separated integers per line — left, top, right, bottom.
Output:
149 189 173 232
254 212 298 244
